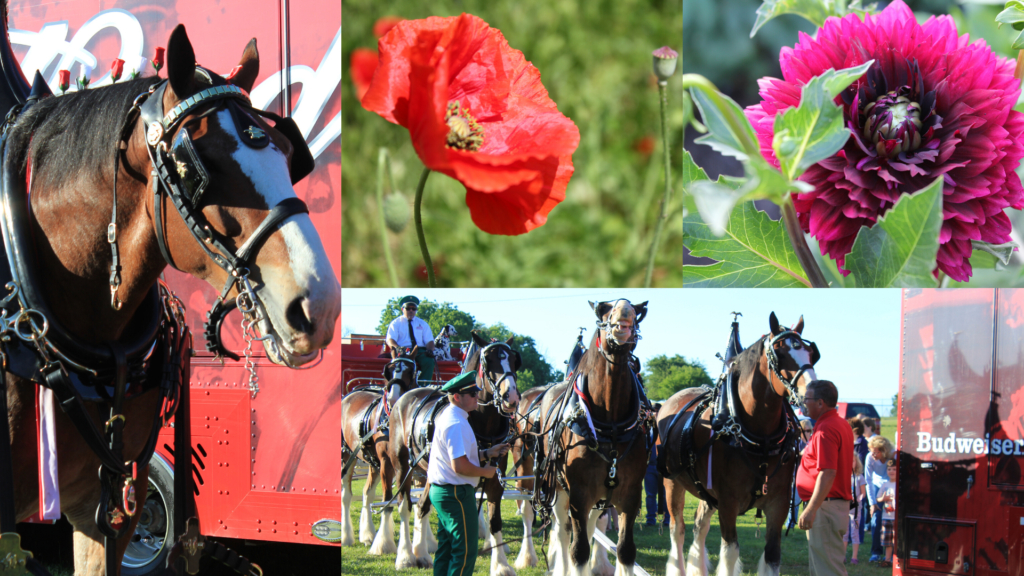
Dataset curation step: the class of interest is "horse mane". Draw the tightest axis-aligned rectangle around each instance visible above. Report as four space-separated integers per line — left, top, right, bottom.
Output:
7 77 162 196
732 336 765 381
462 340 481 374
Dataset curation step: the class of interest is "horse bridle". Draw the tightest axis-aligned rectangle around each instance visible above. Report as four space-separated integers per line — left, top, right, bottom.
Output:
763 330 820 407
109 69 316 393
476 342 520 415
384 356 417 385
594 314 642 365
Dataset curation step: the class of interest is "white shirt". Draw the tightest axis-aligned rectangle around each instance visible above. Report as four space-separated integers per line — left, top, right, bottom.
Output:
386 316 434 348
427 404 480 486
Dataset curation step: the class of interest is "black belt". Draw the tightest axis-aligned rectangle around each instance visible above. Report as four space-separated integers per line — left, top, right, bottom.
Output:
824 497 850 502
434 482 473 488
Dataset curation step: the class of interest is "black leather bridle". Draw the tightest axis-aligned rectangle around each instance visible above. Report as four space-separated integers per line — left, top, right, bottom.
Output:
109 67 315 364
764 330 820 407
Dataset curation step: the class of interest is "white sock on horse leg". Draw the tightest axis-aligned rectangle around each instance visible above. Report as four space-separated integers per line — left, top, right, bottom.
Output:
340 474 356 546
686 507 712 576
550 491 573 576
359 495 375 545
479 505 489 540
589 510 613 576
667 517 684 576
490 530 516 576
412 506 434 564
395 503 417 569
515 500 538 569
369 509 397 555
715 541 741 576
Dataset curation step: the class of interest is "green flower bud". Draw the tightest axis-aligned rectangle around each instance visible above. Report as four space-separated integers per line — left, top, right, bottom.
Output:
383 192 410 233
652 46 678 83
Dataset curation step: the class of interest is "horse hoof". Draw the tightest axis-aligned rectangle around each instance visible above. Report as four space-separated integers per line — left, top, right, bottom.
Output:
417 556 434 569
396 553 418 570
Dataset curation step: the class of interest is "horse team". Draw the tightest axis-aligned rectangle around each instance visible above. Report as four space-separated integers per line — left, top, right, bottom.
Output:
341 301 821 576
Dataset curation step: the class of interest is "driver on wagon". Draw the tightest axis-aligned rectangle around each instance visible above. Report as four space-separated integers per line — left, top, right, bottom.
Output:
386 295 436 384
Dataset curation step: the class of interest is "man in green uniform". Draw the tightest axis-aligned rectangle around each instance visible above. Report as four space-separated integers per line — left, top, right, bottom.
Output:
427 372 509 576
385 295 436 384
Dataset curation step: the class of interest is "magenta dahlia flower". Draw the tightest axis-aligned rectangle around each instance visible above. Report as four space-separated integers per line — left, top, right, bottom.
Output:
745 0 1024 281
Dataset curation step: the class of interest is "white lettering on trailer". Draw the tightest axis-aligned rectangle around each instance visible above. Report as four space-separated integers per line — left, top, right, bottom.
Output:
916 431 1024 456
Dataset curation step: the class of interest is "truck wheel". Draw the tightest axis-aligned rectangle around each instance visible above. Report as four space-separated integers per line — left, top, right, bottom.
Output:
122 453 175 576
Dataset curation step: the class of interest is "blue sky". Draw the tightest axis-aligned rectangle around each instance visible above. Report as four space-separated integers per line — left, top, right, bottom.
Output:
342 289 903 413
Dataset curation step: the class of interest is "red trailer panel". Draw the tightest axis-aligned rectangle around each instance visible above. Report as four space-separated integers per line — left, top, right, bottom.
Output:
898 289 1024 576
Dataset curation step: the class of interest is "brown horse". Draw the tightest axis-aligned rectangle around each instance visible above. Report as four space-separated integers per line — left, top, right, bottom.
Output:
657 313 818 576
533 299 652 576
388 331 521 573
2 24 339 575
340 346 421 551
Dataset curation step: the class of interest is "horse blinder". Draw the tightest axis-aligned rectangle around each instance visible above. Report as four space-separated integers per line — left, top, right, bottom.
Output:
170 128 210 207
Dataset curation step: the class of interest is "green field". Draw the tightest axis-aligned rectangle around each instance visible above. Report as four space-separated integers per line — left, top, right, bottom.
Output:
341 470 895 576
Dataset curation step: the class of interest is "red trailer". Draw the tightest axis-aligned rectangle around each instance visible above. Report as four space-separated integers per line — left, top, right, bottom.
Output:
6 1 340 573
342 335 464 396
897 289 1024 576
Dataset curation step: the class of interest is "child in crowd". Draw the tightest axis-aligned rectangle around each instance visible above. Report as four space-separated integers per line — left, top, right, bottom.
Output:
877 459 897 568
866 435 893 563
845 450 867 564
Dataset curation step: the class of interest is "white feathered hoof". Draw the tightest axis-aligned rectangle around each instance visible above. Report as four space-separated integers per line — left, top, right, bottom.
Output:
515 541 538 569
590 551 615 576
417 554 434 569
395 545 419 569
368 511 397 556
359 505 376 546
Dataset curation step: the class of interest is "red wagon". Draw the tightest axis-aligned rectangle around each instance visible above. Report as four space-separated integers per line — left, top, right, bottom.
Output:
897 289 1024 576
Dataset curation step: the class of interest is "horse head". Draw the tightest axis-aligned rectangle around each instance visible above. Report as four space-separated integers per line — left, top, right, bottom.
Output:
766 312 820 404
141 25 339 366
383 346 419 408
470 331 521 414
590 299 647 356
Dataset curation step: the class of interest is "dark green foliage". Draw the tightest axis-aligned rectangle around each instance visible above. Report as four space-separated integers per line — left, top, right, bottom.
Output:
642 354 714 400
473 322 559 390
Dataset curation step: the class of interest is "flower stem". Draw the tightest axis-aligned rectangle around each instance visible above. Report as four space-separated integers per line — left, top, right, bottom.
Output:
1016 50 1024 81
414 168 436 288
645 81 673 288
781 196 829 288
376 148 400 287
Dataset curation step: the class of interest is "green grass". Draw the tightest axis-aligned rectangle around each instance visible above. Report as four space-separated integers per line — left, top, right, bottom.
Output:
341 473 895 576
343 0 683 287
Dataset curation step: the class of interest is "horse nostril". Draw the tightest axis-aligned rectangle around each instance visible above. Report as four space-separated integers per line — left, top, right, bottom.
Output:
285 297 315 335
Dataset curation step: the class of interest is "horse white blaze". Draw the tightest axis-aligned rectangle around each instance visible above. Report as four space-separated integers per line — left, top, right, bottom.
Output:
219 109 340 365
387 383 401 409
499 353 520 408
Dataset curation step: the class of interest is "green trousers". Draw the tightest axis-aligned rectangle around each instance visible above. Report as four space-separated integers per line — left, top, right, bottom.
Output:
415 348 436 384
429 484 478 576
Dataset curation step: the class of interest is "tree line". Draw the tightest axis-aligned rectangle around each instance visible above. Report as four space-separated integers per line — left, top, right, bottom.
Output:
377 297 713 396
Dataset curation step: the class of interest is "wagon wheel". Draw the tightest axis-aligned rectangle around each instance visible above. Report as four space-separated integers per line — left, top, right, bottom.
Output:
121 455 175 575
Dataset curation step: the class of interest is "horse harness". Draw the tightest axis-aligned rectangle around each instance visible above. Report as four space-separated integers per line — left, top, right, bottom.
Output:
0 66 314 575
658 331 814 513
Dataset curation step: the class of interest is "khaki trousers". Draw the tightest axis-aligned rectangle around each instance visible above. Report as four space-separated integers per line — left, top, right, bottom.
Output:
806 499 850 576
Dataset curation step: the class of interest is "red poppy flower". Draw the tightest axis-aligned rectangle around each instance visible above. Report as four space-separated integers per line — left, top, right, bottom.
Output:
360 14 580 235
350 48 378 102
110 58 124 82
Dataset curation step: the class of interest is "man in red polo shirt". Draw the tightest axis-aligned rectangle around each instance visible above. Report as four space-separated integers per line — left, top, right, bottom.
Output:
797 380 854 576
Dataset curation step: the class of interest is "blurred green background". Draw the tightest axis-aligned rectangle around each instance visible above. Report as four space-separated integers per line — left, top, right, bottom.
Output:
343 0 683 287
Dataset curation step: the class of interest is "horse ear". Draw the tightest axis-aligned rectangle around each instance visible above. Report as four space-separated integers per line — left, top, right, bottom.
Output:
793 315 805 334
590 300 612 320
231 38 260 93
472 331 488 346
633 301 649 324
166 25 197 99
769 312 781 335
505 336 514 346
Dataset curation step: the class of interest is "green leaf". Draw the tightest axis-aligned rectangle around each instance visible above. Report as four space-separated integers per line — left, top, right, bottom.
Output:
969 240 1018 269
682 149 708 188
683 203 811 287
772 62 873 181
751 0 832 38
996 3 1024 30
690 88 758 162
845 177 944 288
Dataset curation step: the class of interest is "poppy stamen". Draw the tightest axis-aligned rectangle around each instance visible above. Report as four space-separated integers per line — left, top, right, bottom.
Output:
445 101 484 152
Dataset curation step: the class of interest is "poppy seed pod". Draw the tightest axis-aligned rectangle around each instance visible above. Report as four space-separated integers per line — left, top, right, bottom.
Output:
383 192 411 233
652 46 678 83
